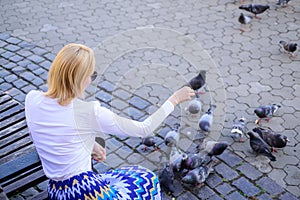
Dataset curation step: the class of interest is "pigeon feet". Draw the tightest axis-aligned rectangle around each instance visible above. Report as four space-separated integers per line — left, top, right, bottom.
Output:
255 119 261 124
271 147 278 153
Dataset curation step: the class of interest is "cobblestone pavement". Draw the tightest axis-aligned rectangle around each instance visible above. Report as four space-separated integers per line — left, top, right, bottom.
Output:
1 0 299 199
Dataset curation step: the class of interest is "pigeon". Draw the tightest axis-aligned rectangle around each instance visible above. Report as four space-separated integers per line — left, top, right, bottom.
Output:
230 117 247 142
238 13 253 32
239 4 270 19
159 164 175 195
187 70 206 93
141 136 159 151
198 104 216 132
164 123 181 147
247 131 276 161
276 0 291 7
181 161 214 187
169 146 188 172
188 93 202 117
279 41 297 58
201 140 228 156
254 104 281 124
180 153 212 171
253 127 289 152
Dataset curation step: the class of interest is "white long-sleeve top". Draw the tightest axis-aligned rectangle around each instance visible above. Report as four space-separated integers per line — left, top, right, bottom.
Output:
25 90 174 181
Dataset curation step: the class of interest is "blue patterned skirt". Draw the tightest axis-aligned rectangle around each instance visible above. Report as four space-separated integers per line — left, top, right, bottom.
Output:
48 166 162 200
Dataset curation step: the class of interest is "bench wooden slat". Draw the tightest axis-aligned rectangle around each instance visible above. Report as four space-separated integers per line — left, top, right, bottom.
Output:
0 144 35 165
0 128 28 148
0 100 18 113
0 112 26 130
0 104 24 121
0 120 28 140
0 94 10 104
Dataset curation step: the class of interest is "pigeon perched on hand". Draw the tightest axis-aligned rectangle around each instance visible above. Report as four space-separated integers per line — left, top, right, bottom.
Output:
201 140 228 156
164 123 181 147
159 164 175 196
238 13 253 32
141 136 159 151
279 41 297 58
181 161 214 187
187 70 206 94
276 0 291 7
247 131 276 161
253 127 289 152
188 93 202 117
239 4 270 19
199 104 216 132
231 117 247 142
254 104 281 124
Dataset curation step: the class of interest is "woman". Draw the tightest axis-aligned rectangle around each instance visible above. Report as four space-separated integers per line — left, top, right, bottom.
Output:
25 43 194 200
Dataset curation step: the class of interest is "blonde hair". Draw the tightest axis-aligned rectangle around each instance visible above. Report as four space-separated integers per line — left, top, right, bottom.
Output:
45 43 95 106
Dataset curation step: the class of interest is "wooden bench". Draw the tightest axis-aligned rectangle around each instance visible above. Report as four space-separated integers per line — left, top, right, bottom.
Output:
0 92 105 199
0 92 48 199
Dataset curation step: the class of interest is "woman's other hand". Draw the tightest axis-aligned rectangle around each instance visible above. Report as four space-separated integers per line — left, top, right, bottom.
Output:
92 142 106 162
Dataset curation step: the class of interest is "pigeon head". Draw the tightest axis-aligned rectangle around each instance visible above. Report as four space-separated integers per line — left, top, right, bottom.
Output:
165 137 176 147
239 117 246 122
281 135 290 143
252 127 262 133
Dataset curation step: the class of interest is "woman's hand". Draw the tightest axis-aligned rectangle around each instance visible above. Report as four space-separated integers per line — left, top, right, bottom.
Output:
92 142 106 162
168 86 195 106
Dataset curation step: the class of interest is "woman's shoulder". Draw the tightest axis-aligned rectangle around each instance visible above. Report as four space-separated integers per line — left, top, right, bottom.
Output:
25 90 44 103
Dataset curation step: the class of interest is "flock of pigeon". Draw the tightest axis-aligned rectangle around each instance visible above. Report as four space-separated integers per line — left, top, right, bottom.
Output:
237 1 297 57
139 68 290 195
136 1 296 196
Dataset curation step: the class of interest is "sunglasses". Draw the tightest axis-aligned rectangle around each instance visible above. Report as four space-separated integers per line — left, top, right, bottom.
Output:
91 71 98 81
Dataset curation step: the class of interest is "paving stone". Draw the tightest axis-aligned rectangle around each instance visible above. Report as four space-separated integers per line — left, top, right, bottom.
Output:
10 195 25 200
206 173 223 188
5 44 21 52
113 89 131 100
4 74 18 83
96 90 113 103
256 176 285 196
13 79 28 88
127 107 145 120
215 183 235 196
283 165 300 186
129 96 150 110
1 51 15 59
39 60 52 69
193 186 215 200
279 192 299 200
2 62 17 70
27 54 45 63
207 195 223 200
19 71 36 82
236 162 263 181
225 191 247 200
31 77 45 86
6 37 22 45
99 80 115 92
20 187 39 199
232 177 261 197
215 163 239 181
36 180 48 191
16 49 32 57
31 46 48 55
9 54 23 62
44 52 56 61
257 193 273 200
18 41 35 49
176 191 198 200
21 84 37 94
217 150 243 167
0 82 13 91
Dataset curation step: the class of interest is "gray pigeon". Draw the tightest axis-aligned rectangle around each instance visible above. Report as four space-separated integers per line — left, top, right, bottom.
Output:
276 0 291 7
159 164 175 196
198 104 216 132
279 41 297 58
181 161 214 187
247 131 276 161
252 127 289 152
141 136 159 151
180 153 211 171
254 104 281 124
230 117 247 142
239 4 270 19
169 146 188 172
164 123 181 147
188 70 206 93
188 93 202 116
201 140 228 156
238 13 253 32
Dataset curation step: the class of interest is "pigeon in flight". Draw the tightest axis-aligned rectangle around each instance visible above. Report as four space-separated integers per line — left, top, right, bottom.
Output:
238 13 253 32
279 41 297 58
254 104 281 124
188 93 202 117
253 127 289 152
247 131 276 161
164 123 181 147
231 117 247 142
199 104 216 132
187 70 206 94
239 4 270 19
